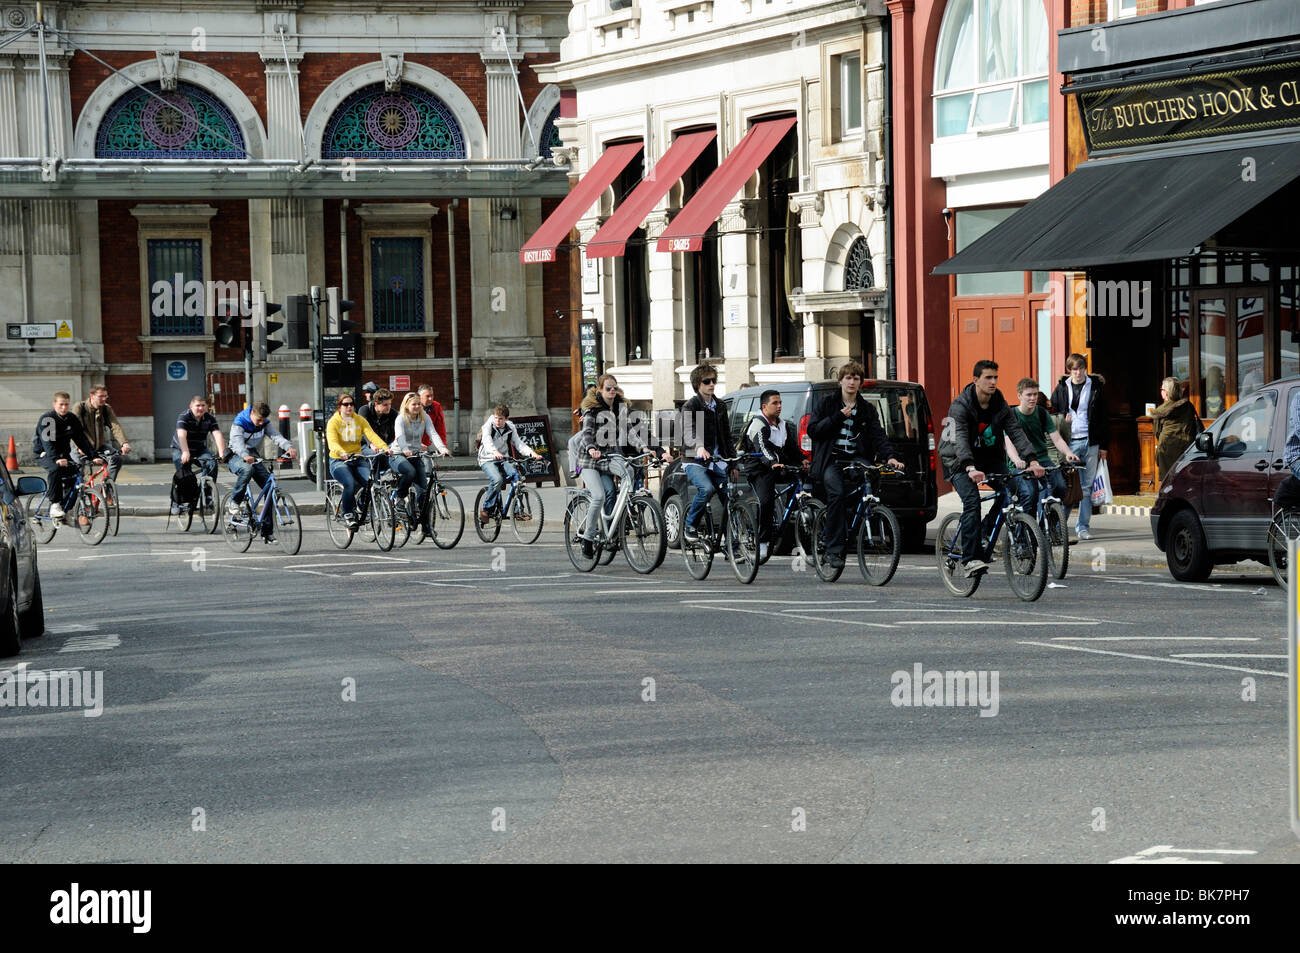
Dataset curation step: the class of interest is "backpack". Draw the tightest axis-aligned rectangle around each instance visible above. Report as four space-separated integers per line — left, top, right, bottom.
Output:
171 468 199 509
567 429 585 477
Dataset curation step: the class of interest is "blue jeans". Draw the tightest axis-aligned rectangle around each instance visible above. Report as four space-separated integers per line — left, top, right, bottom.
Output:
1013 468 1067 517
685 462 727 529
480 460 519 511
172 448 217 481
1066 438 1099 532
330 457 371 516
389 454 418 501
580 468 616 538
227 458 270 504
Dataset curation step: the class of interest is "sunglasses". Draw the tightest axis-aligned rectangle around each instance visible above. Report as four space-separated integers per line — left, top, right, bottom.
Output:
700 378 716 385
339 401 354 407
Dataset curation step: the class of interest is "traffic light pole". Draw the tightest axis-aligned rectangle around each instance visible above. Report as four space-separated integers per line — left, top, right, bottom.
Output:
310 285 325 492
244 340 253 410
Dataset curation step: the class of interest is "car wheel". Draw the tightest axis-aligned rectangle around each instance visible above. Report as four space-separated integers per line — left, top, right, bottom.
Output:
1166 509 1213 582
18 569 44 639
0 571 20 657
662 493 682 550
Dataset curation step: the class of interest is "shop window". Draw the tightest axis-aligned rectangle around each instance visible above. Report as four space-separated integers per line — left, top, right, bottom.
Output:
933 0 1049 137
146 238 205 336
370 237 426 332
954 208 1026 296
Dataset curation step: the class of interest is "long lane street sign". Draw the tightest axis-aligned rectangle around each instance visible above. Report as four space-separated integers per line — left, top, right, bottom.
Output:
6 323 56 339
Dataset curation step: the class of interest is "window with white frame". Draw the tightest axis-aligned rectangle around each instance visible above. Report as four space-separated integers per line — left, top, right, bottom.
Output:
933 0 1049 137
1108 0 1138 17
840 52 862 139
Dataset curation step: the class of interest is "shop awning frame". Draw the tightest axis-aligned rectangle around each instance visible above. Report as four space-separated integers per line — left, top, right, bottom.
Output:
933 135 1300 275
520 141 643 264
585 129 717 259
655 116 797 254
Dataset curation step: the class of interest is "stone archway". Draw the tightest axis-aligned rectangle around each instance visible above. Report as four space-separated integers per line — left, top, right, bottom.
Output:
521 85 561 159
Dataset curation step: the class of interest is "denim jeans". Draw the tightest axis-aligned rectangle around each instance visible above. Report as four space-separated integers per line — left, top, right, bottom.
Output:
71 445 123 481
389 454 418 501
480 460 519 511
172 448 217 481
227 458 270 505
684 462 726 529
1067 438 1099 532
1013 467 1067 517
330 457 371 516
580 468 616 538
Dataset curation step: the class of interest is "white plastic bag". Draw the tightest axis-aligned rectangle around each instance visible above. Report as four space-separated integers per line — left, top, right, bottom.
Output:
1090 458 1114 507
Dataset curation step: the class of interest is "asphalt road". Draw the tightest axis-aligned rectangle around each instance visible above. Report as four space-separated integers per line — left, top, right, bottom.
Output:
2 473 1294 864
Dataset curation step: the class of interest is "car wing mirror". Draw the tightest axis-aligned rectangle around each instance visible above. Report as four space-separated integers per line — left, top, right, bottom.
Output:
1194 431 1215 457
15 476 47 496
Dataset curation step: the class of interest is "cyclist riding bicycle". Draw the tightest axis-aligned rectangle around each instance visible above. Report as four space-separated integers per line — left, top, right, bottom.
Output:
227 401 298 516
476 404 541 525
71 385 131 481
680 363 733 545
34 391 104 520
1002 377 1079 518
938 360 1043 577
741 389 807 562
171 394 227 483
808 362 905 570
392 391 450 516
359 388 417 509
576 374 672 558
326 389 389 528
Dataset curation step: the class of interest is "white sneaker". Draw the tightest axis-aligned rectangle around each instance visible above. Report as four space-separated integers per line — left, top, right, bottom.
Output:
227 500 243 515
759 543 770 561
1077 528 1092 540
49 503 64 518
963 559 989 577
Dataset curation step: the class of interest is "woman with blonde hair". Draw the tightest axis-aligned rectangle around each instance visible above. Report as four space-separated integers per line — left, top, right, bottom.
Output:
1151 376 1202 483
391 391 450 520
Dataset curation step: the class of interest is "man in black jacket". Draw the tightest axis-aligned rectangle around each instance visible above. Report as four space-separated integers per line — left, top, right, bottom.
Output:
34 392 102 520
808 362 905 570
1049 353 1108 540
680 363 733 542
938 360 1043 575
741 390 806 561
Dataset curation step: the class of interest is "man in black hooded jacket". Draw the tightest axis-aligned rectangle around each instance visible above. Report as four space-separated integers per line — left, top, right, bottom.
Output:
937 360 1043 575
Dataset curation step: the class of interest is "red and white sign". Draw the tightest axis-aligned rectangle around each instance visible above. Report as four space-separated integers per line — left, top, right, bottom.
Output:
389 375 411 392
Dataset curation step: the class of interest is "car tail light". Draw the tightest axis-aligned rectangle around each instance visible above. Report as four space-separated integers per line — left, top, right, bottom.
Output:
799 413 811 459
927 414 938 474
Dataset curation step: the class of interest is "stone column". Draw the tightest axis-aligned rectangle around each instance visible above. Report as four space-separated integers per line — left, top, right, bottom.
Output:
717 198 758 393
790 190 827 376
644 209 680 409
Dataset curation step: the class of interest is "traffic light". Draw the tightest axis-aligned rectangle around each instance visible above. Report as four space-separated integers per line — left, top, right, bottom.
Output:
284 294 309 349
215 300 241 349
253 291 285 361
326 286 356 334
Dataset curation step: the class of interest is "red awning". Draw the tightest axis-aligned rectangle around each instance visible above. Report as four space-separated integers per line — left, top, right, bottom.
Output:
520 141 642 264
655 117 796 253
585 129 717 259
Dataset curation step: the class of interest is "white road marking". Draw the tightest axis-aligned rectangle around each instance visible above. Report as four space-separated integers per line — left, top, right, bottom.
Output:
351 568 485 576
58 634 121 652
1111 845 1258 864
413 581 477 589
1171 653 1288 659
1099 577 1245 593
78 549 196 559
1019 639 1286 677
45 623 98 634
1051 636 1260 642
690 604 893 628
907 620 1100 626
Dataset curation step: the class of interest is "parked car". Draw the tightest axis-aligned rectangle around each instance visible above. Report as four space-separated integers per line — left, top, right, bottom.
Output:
0 461 47 656
658 378 939 553
1151 375 1299 580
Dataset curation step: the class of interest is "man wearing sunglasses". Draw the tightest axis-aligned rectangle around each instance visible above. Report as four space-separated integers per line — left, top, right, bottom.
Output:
679 363 733 544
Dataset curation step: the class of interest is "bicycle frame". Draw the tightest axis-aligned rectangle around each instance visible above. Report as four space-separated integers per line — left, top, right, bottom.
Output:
584 453 651 541
242 463 284 533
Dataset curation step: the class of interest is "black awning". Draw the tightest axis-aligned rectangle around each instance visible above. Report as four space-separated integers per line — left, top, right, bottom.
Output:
933 137 1300 275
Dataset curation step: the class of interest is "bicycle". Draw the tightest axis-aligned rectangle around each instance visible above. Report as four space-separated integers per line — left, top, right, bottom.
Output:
168 459 219 534
410 451 465 549
764 467 824 564
25 459 110 546
679 455 760 584
1022 463 1074 581
221 455 302 555
564 451 666 574
474 458 544 544
934 468 1050 602
323 451 396 551
75 449 121 536
810 462 903 585
1266 473 1300 587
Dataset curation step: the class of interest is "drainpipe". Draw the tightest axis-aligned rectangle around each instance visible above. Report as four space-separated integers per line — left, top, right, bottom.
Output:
881 13 897 381
447 198 461 453
340 199 348 303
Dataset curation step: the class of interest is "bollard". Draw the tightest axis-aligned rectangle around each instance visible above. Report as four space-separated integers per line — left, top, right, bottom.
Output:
278 404 291 441
298 403 313 477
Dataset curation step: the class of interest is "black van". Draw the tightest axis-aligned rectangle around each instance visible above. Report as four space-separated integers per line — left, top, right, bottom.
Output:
659 378 939 553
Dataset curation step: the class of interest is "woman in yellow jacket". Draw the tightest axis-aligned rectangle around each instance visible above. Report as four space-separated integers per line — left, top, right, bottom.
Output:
326 389 389 526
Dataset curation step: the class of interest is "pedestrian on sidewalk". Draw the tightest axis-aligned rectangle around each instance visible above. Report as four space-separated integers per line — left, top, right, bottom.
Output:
1151 377 1202 483
1050 353 1108 540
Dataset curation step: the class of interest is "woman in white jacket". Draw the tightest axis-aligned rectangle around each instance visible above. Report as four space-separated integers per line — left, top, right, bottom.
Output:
391 392 450 518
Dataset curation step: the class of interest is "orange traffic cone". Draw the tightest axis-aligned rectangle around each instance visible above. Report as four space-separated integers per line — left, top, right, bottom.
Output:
5 435 17 472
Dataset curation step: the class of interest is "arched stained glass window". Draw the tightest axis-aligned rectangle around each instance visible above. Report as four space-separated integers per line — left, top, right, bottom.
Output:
322 84 466 159
537 106 562 158
844 237 875 291
96 81 246 158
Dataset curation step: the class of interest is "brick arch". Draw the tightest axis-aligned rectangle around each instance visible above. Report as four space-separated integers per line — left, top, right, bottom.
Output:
73 59 268 159
303 62 487 161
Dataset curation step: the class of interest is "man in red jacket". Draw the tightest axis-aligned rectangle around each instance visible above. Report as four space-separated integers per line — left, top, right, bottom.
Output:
417 384 449 448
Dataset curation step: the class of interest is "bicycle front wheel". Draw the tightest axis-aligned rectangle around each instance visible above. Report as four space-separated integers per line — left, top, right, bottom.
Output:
199 476 219 535
75 487 109 546
564 496 599 572
935 512 980 597
1268 509 1300 588
793 498 824 562
622 496 666 574
809 508 844 583
428 483 465 550
681 510 715 580
371 493 396 551
103 478 121 536
26 495 57 544
222 493 254 553
726 503 760 585
510 487 544 544
857 504 901 586
274 492 302 556
1004 511 1049 602
324 483 354 550
473 487 501 543
1042 501 1069 580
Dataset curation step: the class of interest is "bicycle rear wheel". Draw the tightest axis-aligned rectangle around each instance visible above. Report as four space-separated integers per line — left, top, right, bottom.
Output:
371 493 396 551
793 497 824 562
623 496 666 574
1268 509 1300 588
74 487 109 545
680 507 715 579
564 496 599 572
324 483 354 550
935 512 980 597
198 476 219 535
1004 511 1049 602
1042 501 1069 580
809 508 844 583
103 478 120 536
393 491 414 548
26 494 57 544
857 504 901 586
473 487 502 543
510 487 544 544
222 494 254 552
173 497 194 532
428 483 465 550
274 492 302 556
726 503 760 584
